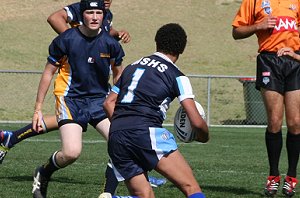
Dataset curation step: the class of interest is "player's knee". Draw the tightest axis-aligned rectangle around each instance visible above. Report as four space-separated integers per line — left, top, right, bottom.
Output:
268 116 283 132
134 187 153 198
286 118 300 134
62 150 81 163
180 183 201 196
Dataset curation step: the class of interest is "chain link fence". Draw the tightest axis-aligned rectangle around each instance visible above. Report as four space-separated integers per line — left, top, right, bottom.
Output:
0 71 279 126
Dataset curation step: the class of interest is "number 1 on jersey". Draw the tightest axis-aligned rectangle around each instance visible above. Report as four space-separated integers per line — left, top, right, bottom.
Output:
121 68 145 103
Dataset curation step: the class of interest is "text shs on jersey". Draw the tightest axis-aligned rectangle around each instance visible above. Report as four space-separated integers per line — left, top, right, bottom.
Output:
132 57 168 73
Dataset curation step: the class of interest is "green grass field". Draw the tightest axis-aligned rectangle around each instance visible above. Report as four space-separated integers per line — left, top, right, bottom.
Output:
0 124 298 198
0 1 298 198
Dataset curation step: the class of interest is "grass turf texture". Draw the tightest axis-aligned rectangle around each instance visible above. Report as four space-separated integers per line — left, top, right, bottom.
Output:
0 124 298 198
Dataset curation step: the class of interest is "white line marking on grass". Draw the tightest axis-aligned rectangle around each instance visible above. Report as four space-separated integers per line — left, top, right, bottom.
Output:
24 139 107 143
24 139 207 145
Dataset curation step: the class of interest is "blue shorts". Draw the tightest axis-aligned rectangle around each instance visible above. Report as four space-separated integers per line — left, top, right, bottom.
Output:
256 51 300 94
55 96 107 131
108 127 178 181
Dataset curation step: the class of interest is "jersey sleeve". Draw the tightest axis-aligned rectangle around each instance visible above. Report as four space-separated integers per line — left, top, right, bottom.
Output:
298 3 300 26
47 34 67 66
109 40 125 66
64 2 82 25
232 0 256 27
176 76 195 102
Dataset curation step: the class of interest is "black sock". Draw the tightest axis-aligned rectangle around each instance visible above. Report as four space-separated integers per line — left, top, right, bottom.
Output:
286 132 300 178
103 162 119 195
40 151 61 178
11 123 46 146
265 129 282 176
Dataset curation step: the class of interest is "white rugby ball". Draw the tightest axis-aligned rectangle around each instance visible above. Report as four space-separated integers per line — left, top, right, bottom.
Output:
174 101 206 143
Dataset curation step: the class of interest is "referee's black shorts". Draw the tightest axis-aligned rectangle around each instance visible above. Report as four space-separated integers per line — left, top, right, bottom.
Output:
256 51 300 94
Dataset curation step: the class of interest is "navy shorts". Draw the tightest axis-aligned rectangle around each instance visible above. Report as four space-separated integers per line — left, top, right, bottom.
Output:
55 96 107 131
108 127 178 181
256 51 300 94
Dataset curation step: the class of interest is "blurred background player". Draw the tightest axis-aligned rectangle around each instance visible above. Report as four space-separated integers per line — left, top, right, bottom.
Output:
0 0 166 192
47 0 131 43
232 0 300 197
31 0 125 197
100 23 209 198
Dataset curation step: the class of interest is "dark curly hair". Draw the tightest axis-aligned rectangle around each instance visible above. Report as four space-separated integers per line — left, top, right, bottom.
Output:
155 23 187 56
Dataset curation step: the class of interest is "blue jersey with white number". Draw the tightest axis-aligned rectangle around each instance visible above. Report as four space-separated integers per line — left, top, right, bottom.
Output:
48 27 125 97
64 2 113 32
110 52 194 131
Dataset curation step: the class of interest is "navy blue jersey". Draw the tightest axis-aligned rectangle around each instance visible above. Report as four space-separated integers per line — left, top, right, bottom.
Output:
64 2 113 32
47 28 125 97
110 52 194 131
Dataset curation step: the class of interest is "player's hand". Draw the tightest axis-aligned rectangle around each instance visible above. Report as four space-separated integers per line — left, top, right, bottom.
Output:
277 47 296 58
118 30 131 43
257 16 277 31
32 110 44 133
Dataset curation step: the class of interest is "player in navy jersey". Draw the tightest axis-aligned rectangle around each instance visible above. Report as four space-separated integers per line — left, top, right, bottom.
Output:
31 1 125 197
101 23 209 198
0 0 165 194
0 1 130 161
0 1 131 164
48 0 131 43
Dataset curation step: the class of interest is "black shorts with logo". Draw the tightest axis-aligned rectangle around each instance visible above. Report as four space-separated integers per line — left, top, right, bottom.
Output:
256 51 300 94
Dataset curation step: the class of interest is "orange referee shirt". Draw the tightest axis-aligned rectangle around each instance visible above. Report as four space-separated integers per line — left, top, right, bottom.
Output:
232 0 300 52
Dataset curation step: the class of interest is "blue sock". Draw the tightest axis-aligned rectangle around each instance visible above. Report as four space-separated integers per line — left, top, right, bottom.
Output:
112 196 138 198
188 192 206 198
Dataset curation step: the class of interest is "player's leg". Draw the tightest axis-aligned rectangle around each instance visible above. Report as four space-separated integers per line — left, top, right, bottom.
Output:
0 115 58 163
95 119 120 195
96 118 110 140
32 123 83 197
282 90 300 197
94 119 166 195
155 150 205 198
124 173 155 198
261 89 285 196
0 115 58 146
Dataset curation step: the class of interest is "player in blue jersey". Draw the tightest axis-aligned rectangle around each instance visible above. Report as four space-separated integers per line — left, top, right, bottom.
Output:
100 23 209 198
30 1 125 197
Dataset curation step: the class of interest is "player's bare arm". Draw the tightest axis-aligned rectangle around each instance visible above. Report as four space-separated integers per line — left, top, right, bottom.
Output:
47 9 70 34
103 92 117 120
232 16 277 40
33 62 58 132
111 61 123 84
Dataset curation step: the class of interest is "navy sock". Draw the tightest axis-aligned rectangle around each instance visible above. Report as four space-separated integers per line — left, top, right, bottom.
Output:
286 132 300 177
265 129 282 176
103 163 119 195
40 151 61 178
11 123 46 146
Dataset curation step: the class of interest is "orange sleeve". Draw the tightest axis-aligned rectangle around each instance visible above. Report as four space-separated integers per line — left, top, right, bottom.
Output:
298 4 300 27
232 0 256 27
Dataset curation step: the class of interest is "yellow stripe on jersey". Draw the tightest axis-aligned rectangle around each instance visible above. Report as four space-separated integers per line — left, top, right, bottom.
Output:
55 95 73 122
53 57 72 96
